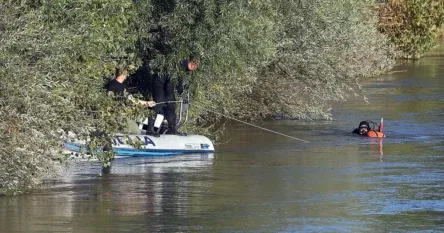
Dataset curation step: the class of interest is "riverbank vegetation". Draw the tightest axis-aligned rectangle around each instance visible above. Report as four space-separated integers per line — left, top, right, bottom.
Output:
0 0 441 195
0 1 149 195
378 0 444 59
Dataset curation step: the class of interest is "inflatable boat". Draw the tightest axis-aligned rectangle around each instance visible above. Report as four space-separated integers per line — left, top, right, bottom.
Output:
64 97 215 157
65 133 215 157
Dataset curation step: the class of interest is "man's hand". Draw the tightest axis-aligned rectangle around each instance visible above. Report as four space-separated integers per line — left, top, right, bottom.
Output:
146 101 156 107
134 99 156 107
140 100 156 107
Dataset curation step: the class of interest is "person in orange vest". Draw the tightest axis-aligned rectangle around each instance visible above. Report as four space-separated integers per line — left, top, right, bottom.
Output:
352 121 386 138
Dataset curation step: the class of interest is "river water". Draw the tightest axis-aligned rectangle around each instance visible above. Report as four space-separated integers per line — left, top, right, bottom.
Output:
1 48 444 232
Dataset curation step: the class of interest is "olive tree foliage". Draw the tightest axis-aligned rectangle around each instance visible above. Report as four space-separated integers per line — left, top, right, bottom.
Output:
0 0 146 195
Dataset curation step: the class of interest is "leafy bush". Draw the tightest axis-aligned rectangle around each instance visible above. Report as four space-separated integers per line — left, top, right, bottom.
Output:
203 0 396 121
145 0 395 123
248 0 395 120
378 0 444 59
133 0 280 137
0 1 145 195
0 0 396 195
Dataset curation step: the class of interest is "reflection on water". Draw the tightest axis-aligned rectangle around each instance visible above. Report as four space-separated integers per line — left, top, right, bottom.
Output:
0 154 215 233
1 47 444 232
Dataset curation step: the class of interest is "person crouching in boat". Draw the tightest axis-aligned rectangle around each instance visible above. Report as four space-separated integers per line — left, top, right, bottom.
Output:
106 67 156 134
352 121 386 138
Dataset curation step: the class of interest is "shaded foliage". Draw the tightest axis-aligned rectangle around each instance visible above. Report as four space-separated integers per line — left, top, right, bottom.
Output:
378 0 444 59
132 0 280 137
156 0 395 122
244 0 396 120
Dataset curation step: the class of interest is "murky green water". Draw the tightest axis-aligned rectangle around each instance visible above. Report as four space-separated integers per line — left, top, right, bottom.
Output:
1 47 444 232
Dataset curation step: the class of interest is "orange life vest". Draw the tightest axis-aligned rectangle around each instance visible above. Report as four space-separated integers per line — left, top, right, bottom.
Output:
367 130 386 138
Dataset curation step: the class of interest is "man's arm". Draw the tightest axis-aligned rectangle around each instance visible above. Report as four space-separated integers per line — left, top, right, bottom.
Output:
127 94 156 107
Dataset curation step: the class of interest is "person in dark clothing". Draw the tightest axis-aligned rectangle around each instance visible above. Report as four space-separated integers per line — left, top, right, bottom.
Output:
352 121 371 135
106 67 156 107
105 67 156 134
106 68 128 97
352 120 386 138
149 59 199 135
106 78 127 97
151 74 179 134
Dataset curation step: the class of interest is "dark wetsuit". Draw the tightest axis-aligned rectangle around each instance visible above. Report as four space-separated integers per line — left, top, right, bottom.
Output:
352 121 371 135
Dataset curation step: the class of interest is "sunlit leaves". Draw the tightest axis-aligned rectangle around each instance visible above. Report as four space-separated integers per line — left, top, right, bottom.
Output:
1 0 399 195
379 0 444 59
0 0 143 195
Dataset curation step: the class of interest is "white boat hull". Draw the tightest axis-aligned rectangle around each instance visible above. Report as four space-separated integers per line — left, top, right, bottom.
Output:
65 134 215 157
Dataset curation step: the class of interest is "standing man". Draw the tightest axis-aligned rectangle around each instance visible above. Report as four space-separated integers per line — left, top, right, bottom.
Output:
150 58 199 135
